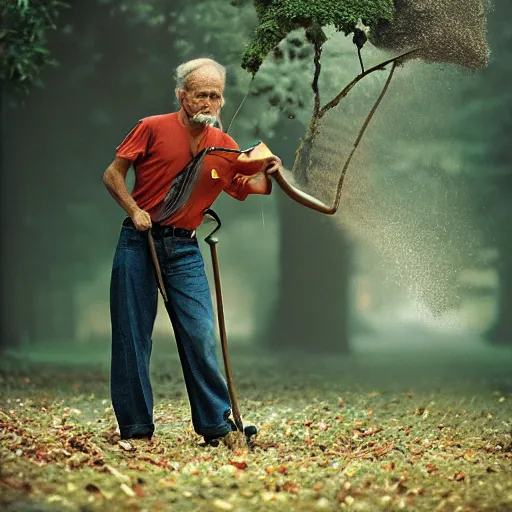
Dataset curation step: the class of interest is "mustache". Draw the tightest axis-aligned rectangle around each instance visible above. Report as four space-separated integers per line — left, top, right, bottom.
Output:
190 112 222 130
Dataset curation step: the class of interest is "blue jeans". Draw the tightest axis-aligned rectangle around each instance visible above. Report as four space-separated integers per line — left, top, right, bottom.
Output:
109 224 232 440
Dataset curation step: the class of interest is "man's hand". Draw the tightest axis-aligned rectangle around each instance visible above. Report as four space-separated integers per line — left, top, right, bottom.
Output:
131 208 152 231
265 156 282 176
243 157 282 195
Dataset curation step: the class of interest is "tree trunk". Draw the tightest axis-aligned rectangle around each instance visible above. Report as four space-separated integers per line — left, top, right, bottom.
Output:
266 192 352 353
486 255 512 346
43 288 77 344
0 87 21 351
485 201 512 346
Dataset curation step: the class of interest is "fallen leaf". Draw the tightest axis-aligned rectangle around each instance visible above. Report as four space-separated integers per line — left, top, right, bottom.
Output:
317 497 331 508
454 471 465 482
120 483 136 497
381 462 395 471
213 498 233 510
343 466 358 477
104 464 131 483
67 452 90 468
229 460 248 470
464 451 477 462
118 441 135 452
158 477 176 488
352 428 382 439
265 465 288 475
312 481 324 492
282 481 300 494
261 492 276 502
133 482 144 498
426 464 438 474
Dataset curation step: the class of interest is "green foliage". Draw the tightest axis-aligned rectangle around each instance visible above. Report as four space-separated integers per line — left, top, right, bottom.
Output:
241 0 395 75
0 0 69 94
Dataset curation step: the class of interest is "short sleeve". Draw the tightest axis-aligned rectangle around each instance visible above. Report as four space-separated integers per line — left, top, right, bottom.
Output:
116 120 152 162
224 174 251 201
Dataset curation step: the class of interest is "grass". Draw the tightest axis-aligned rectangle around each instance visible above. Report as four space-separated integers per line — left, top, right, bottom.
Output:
1 335 511 511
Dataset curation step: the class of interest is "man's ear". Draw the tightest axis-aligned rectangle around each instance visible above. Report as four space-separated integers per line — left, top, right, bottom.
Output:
176 88 184 106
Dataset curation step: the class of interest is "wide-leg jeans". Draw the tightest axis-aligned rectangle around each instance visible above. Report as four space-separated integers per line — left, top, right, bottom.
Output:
109 224 232 440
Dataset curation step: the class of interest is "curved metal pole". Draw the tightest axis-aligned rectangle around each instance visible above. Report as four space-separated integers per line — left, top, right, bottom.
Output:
204 210 244 435
271 60 398 215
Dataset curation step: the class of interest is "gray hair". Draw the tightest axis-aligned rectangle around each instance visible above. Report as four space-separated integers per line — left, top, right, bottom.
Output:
174 58 226 91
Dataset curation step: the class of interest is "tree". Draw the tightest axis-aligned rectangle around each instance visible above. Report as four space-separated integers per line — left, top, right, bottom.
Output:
0 0 67 94
0 0 186 349
233 0 492 350
235 1 397 353
1 1 71 350
452 6 512 345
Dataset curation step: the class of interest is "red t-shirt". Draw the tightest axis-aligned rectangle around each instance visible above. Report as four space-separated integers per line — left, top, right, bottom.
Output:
116 112 259 229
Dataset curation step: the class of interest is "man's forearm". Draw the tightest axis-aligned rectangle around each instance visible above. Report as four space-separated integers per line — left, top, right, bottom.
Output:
103 168 140 217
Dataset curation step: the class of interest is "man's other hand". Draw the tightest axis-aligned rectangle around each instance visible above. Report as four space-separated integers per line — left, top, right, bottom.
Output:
131 209 152 231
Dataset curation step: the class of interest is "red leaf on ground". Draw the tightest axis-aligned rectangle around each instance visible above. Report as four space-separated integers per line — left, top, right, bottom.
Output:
454 471 465 482
426 464 438 474
133 482 144 498
229 460 248 470
282 481 300 494
265 465 288 475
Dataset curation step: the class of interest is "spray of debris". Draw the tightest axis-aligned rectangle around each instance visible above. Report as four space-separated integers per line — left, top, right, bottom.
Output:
296 0 492 325
306 65 483 325
369 0 491 70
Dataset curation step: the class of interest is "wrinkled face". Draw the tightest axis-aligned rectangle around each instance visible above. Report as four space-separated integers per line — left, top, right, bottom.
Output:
178 66 225 126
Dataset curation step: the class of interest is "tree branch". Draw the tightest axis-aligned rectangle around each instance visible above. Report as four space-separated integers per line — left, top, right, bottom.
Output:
319 48 419 118
312 42 322 118
331 60 398 211
282 61 399 215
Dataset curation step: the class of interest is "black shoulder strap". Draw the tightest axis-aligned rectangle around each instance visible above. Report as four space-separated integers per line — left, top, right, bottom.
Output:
152 146 251 223
152 149 208 223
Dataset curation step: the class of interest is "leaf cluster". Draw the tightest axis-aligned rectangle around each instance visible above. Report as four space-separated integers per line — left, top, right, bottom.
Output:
241 0 395 75
0 0 68 94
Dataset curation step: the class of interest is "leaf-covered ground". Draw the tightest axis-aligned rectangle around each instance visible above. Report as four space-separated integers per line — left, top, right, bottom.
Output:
1 336 511 511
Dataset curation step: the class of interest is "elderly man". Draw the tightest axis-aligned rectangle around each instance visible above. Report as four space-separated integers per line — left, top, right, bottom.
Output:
103 58 280 444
